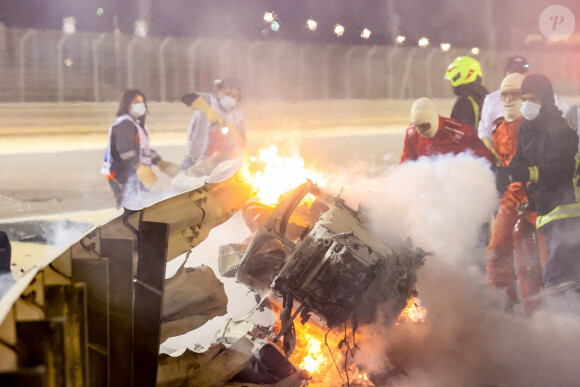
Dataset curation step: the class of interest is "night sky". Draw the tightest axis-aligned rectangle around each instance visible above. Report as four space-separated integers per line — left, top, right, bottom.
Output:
0 0 578 49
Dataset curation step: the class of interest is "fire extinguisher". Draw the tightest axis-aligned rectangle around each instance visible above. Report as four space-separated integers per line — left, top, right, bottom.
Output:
512 185 543 315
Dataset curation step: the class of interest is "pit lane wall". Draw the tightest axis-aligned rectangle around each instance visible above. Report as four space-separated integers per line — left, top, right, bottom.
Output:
0 22 579 103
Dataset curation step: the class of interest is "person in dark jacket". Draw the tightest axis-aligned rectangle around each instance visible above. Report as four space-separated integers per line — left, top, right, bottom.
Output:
0 231 11 274
101 90 178 209
445 56 489 131
496 74 580 288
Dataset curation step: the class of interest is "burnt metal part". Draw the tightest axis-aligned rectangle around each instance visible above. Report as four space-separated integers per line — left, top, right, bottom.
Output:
133 220 169 387
230 343 299 384
16 319 66 387
44 284 88 386
71 258 110 387
0 366 48 386
101 238 134 387
237 181 426 341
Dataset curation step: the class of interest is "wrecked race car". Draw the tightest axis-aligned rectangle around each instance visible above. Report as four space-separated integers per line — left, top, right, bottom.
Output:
0 155 427 386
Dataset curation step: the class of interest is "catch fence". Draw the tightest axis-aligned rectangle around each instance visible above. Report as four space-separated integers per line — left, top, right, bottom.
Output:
0 24 579 103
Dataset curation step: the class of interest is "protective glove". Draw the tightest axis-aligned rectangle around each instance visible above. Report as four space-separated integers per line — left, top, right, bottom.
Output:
136 164 158 188
495 167 513 194
188 96 223 125
157 160 180 177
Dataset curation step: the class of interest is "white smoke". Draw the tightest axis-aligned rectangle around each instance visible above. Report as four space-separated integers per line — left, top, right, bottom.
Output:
325 153 580 386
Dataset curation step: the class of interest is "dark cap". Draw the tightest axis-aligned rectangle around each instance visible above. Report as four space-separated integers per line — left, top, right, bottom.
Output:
216 78 241 91
505 55 529 74
521 74 555 106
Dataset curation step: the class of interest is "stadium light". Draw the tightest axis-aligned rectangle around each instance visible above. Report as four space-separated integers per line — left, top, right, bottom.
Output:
471 47 480 55
440 42 451 52
418 37 430 48
334 24 345 37
134 20 148 38
361 28 372 39
395 35 406 45
307 19 317 31
263 12 276 23
62 17 76 35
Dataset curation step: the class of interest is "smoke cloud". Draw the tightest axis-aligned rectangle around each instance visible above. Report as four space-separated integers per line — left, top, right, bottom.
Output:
326 153 580 386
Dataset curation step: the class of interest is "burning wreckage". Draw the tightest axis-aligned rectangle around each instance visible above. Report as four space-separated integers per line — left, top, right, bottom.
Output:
0 154 427 386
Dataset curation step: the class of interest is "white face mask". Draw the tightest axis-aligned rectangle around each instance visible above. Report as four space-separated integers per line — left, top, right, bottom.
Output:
131 102 147 118
219 95 237 111
520 101 541 121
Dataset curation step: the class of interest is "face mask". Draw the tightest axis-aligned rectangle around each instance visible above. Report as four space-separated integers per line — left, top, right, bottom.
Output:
520 101 541 121
131 102 147 118
219 95 237 111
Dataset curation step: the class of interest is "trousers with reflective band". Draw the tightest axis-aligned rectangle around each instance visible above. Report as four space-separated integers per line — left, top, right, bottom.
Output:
537 202 580 229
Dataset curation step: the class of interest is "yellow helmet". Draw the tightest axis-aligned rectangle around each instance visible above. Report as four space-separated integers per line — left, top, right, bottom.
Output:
445 56 482 87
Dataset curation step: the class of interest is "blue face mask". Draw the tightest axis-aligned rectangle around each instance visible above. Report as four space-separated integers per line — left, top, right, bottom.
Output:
520 101 541 121
219 95 237 111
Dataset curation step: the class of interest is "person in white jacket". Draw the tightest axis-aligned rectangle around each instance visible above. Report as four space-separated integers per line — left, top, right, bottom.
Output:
478 56 568 161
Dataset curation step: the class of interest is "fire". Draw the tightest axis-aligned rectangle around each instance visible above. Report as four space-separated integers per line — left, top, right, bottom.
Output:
290 323 330 375
281 299 427 385
249 145 326 206
281 321 374 386
397 296 427 324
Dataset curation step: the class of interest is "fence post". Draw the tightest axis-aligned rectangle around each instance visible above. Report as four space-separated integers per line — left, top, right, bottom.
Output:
365 46 380 98
398 49 417 99
386 47 400 99
158 37 172 101
246 41 268 100
345 46 359 99
322 44 338 99
18 29 36 102
127 36 140 89
92 33 107 102
424 48 438 97
57 35 71 102
187 39 205 91
218 40 235 79
297 45 312 100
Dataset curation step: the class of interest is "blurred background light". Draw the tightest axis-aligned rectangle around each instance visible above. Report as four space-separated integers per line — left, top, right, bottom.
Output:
471 47 480 55
306 19 317 31
334 24 345 37
134 19 148 37
64 58 74 67
263 12 275 23
440 42 451 52
62 17 76 35
418 37 429 48
270 21 280 32
361 28 371 39
396 35 406 45
96 7 104 16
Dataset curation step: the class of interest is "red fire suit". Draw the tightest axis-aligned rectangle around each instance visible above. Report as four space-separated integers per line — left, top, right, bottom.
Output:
400 116 494 164
486 117 547 298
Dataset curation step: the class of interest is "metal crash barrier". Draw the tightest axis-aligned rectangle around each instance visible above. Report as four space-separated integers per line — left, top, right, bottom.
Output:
0 164 256 386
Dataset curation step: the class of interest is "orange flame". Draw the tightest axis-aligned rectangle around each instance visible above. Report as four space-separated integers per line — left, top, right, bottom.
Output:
281 299 426 384
250 145 326 206
397 296 427 324
283 322 374 386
